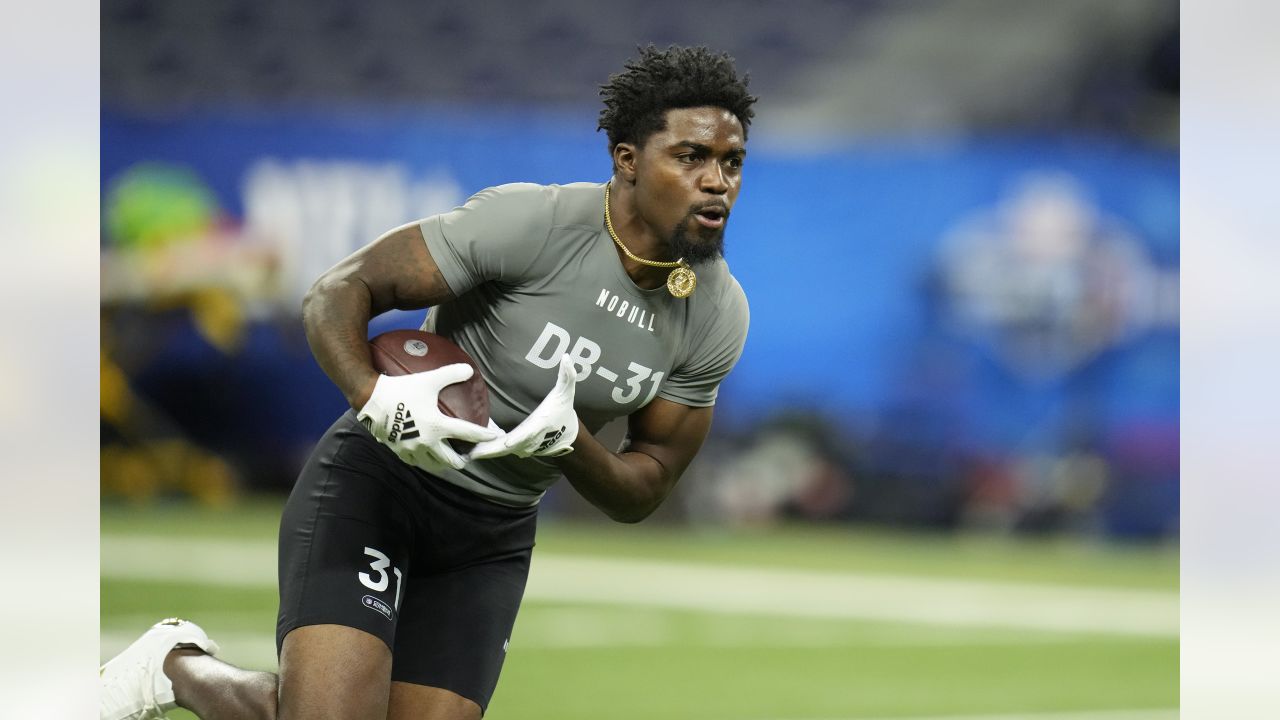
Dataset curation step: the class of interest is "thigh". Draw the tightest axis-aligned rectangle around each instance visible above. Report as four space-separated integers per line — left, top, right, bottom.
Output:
277 413 417 654
388 682 480 720
278 624 392 720
390 552 532 715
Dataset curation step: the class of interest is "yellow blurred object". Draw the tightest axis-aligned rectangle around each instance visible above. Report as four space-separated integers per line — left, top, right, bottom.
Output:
100 350 133 426
101 444 160 503
189 287 246 354
101 440 241 507
183 452 239 508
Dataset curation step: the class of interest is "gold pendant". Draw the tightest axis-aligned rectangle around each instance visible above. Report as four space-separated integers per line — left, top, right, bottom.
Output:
667 265 696 298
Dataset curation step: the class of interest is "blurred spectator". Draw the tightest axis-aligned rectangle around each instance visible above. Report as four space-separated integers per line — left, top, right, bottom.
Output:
680 414 856 526
936 172 1176 383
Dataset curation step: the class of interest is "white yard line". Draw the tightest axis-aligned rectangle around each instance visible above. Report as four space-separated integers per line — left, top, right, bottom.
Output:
101 630 279 670
524 555 1177 637
101 607 1104 654
101 535 1177 636
764 711 1177 720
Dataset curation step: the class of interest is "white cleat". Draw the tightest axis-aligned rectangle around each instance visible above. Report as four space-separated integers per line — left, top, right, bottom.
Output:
100 618 219 720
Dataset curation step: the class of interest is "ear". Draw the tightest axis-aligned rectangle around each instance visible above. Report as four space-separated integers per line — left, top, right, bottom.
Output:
612 143 639 184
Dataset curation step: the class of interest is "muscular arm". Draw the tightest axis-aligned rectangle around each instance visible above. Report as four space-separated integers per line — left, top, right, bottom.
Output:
302 222 455 410
554 398 714 523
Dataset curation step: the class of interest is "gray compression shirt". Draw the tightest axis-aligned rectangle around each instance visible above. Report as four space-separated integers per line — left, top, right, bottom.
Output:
417 181 749 506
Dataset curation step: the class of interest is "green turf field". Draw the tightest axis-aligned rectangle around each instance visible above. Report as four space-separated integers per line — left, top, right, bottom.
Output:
102 499 1178 719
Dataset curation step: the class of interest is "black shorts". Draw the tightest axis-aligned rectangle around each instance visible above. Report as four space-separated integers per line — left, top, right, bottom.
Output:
276 411 537 713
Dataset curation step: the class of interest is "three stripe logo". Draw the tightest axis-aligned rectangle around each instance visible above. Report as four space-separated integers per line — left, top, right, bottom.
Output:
400 411 420 440
388 403 420 443
535 425 565 453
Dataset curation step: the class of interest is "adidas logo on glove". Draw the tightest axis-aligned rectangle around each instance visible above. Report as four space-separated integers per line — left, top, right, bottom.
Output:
536 426 566 454
388 403 421 442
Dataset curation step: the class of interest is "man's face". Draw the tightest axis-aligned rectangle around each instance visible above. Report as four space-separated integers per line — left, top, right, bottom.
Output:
632 106 746 263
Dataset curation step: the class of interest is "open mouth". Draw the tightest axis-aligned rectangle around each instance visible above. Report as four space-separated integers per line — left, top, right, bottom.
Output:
694 206 727 229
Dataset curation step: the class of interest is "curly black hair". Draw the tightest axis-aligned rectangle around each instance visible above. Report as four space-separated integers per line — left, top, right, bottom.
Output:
598 45 757 151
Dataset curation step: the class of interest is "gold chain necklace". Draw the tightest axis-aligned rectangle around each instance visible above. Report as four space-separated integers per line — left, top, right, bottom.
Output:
604 182 697 298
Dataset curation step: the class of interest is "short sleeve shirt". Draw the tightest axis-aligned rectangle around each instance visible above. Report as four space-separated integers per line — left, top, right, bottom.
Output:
418 182 749 505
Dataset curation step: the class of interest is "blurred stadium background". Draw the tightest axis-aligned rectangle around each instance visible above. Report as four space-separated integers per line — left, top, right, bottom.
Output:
100 1 1179 718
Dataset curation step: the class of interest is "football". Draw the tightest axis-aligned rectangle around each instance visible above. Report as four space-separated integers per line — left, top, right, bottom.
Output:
368 329 490 453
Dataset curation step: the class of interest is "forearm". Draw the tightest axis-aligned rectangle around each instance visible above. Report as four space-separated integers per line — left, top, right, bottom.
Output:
554 426 671 523
302 275 380 410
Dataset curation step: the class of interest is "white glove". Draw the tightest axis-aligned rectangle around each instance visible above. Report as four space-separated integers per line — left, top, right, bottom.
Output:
357 364 501 472
468 354 580 460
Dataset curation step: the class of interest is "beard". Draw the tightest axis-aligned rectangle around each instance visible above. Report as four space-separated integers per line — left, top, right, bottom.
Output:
668 212 727 265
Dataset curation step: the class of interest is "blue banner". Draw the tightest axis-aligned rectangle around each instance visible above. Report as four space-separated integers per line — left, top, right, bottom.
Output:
102 108 1178 533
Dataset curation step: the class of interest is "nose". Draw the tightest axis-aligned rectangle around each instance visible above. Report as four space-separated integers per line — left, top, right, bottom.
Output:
699 163 729 195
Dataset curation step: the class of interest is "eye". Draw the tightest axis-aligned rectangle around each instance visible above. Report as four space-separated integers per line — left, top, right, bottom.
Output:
676 153 700 165
726 156 744 170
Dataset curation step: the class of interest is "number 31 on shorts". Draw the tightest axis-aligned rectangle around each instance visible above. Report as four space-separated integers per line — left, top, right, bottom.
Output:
358 546 404 611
